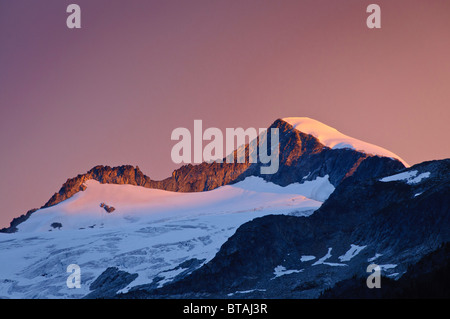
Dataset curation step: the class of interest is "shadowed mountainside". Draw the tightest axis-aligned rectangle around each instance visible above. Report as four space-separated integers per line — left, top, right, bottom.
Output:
117 159 449 298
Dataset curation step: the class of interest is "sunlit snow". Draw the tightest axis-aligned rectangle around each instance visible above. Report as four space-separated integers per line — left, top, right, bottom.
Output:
0 176 334 298
282 117 409 167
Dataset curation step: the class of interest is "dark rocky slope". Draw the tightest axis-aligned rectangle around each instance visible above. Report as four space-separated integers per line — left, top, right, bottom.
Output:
84 267 138 299
319 242 450 299
118 159 449 299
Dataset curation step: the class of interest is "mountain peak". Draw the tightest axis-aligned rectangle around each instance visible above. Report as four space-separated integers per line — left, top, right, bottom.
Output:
281 117 409 167
1 117 408 234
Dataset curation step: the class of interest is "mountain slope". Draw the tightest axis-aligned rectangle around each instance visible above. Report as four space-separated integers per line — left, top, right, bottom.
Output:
0 117 414 299
0 176 330 298
320 242 450 299
1 118 405 233
126 159 449 299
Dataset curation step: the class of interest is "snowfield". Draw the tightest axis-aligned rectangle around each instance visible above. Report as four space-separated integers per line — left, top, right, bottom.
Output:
0 176 334 299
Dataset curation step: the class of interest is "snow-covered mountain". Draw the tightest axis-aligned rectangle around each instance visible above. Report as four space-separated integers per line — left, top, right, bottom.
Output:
35 118 407 211
1 117 442 299
0 176 333 298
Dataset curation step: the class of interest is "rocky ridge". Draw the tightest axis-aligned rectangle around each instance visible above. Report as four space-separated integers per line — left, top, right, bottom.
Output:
1 118 405 233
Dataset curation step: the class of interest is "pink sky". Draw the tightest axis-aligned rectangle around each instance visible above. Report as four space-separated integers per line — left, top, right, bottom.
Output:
1 0 449 228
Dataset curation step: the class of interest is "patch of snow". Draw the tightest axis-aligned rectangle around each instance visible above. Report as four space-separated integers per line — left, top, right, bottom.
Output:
157 267 188 288
338 244 367 262
322 263 348 267
283 117 409 167
230 175 335 203
380 170 417 182
312 248 333 266
368 253 383 262
380 170 430 185
312 248 348 267
379 264 397 271
300 255 316 262
272 265 303 279
409 172 431 184
227 289 266 296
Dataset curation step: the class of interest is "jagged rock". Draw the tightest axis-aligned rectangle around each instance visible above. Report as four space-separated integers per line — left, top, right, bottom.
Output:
50 222 62 229
100 203 115 213
44 165 152 208
84 267 138 299
0 208 38 233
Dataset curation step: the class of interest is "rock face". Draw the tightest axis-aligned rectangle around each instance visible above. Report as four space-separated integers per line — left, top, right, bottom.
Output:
84 267 138 299
121 159 449 299
43 165 153 208
50 222 62 229
158 119 405 191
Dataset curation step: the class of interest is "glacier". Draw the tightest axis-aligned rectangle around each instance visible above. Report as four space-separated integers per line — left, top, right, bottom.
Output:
0 175 334 298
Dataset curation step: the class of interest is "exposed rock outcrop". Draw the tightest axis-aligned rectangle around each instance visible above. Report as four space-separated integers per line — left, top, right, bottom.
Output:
84 267 138 299
100 203 115 213
43 165 152 208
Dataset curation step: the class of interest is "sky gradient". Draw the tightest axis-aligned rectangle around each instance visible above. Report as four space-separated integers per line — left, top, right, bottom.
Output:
1 0 449 227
